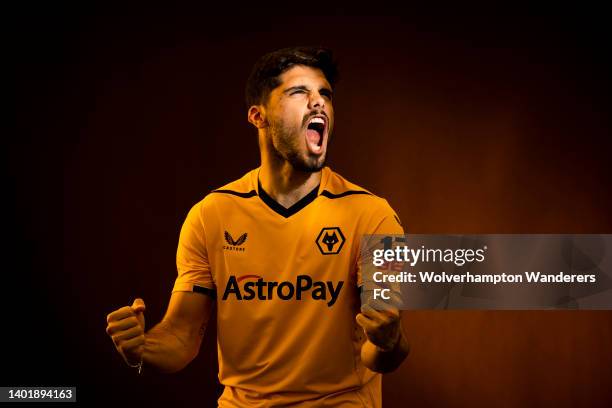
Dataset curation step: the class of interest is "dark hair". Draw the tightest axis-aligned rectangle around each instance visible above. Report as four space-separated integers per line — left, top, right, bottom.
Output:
245 46 339 108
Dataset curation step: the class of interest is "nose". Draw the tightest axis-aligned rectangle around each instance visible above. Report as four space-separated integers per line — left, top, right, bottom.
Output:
307 91 325 110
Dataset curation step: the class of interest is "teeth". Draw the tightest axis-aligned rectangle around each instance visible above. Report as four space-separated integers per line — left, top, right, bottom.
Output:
309 117 325 125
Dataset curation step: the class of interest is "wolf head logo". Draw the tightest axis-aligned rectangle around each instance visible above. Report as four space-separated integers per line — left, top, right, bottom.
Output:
316 227 346 255
322 232 339 251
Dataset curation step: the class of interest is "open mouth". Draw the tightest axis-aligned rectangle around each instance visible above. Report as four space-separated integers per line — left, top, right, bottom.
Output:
305 116 326 154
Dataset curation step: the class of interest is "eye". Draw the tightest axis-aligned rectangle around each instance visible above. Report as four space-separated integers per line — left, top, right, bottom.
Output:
291 90 305 95
320 90 333 100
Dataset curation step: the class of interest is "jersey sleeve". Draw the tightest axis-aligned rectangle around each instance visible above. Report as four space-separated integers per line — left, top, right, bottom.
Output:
172 200 216 292
356 199 405 287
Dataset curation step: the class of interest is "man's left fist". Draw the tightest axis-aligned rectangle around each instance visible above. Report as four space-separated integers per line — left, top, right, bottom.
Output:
356 304 401 352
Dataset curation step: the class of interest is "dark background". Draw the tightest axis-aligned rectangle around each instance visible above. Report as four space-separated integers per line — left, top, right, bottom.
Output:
7 12 612 407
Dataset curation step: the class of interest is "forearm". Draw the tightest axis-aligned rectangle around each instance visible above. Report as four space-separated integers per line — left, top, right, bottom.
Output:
142 320 202 373
361 332 410 374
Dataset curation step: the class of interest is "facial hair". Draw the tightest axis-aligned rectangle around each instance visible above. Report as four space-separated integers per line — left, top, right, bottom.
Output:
267 114 328 173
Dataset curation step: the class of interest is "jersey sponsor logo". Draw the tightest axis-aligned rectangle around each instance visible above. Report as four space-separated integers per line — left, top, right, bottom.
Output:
222 274 344 307
224 231 247 252
316 227 346 255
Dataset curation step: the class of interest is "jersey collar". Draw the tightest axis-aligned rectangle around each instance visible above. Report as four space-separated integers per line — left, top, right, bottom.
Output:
255 167 329 218
257 179 319 218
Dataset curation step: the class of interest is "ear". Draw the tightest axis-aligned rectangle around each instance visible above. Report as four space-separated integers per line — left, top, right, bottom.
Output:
247 105 268 129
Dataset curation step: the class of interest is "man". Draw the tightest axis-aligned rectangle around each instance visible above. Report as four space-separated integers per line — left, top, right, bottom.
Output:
106 46 409 407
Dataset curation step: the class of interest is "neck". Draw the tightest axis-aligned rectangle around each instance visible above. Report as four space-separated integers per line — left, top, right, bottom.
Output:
258 137 322 209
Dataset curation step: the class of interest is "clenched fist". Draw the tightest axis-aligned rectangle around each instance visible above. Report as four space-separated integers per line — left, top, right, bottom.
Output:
106 298 146 366
356 304 401 352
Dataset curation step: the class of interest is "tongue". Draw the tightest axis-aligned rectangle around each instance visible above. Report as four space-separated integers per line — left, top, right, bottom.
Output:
306 129 321 151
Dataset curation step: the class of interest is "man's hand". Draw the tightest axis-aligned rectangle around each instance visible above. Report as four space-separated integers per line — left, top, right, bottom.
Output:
356 304 401 352
357 303 409 373
106 298 146 366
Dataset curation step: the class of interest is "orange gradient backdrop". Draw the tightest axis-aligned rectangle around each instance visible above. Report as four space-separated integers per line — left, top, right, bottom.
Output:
8 14 612 407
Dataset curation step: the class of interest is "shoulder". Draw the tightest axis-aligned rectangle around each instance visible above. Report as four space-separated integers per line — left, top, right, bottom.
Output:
323 168 404 233
209 169 258 198
321 167 396 215
185 169 259 218
201 168 259 205
209 168 258 197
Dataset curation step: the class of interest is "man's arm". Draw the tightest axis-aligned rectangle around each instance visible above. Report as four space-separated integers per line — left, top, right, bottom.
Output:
142 291 214 373
106 291 214 374
357 306 410 374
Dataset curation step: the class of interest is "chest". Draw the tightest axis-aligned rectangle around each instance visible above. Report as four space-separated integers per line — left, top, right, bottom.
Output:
207 199 364 283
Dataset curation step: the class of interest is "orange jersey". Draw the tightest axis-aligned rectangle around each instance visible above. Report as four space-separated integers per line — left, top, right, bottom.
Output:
173 166 403 407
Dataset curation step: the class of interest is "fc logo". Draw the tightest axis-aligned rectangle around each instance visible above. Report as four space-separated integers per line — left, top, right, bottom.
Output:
316 227 346 255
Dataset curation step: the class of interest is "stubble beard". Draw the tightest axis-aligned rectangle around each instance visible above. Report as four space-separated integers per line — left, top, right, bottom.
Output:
267 118 328 173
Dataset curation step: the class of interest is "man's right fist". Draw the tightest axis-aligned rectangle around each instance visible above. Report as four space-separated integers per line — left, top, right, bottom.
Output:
106 298 146 366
